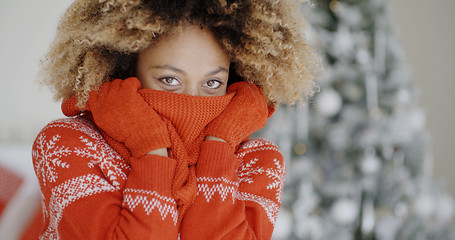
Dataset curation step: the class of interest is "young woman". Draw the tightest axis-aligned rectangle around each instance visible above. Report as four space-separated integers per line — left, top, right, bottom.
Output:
32 0 319 239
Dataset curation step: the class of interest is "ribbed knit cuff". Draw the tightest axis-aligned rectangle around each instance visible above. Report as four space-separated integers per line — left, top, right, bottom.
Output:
127 155 176 195
196 140 239 178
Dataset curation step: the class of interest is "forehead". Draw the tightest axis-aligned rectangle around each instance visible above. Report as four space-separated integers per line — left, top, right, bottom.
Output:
138 25 230 68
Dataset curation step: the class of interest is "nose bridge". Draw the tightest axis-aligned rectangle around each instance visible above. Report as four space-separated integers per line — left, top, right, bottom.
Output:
183 81 199 96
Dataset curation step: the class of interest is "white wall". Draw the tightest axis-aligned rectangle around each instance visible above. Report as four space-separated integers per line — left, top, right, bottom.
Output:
0 0 73 144
390 0 455 201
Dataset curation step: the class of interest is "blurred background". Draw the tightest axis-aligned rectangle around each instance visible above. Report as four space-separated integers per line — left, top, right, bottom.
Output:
0 0 454 239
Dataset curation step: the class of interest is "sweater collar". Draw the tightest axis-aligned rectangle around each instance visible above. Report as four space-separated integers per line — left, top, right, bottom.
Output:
138 88 234 150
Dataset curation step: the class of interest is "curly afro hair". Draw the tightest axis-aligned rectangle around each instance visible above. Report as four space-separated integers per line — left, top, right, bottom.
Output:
40 0 320 107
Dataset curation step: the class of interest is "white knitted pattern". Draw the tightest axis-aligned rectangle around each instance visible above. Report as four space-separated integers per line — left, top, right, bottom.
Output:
39 118 100 140
33 133 71 186
76 133 129 190
237 191 280 226
196 177 239 203
123 188 178 225
236 139 280 159
265 158 285 202
236 138 284 225
33 118 130 189
237 157 264 184
40 174 115 240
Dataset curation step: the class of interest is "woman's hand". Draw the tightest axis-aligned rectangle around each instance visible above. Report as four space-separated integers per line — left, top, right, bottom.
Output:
204 82 275 150
205 136 227 143
88 77 171 157
147 148 169 157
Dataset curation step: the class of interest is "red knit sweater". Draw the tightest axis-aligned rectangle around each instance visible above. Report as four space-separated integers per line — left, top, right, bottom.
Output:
32 90 284 239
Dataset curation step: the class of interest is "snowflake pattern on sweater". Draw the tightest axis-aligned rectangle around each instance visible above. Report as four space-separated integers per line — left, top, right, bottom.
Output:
40 174 115 240
32 117 285 239
33 134 71 186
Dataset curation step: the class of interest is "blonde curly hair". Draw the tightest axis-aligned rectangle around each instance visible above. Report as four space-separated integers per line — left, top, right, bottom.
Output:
40 0 320 107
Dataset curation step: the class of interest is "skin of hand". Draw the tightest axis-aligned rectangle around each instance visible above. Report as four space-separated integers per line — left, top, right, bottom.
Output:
205 136 228 143
147 148 169 157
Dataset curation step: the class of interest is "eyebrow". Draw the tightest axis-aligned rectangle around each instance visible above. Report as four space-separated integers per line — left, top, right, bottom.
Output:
206 67 229 76
152 65 228 76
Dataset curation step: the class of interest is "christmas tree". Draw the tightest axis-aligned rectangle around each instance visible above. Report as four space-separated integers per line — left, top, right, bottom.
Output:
256 0 455 239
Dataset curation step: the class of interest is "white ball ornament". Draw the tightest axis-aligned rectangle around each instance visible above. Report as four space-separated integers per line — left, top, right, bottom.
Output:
342 83 363 102
414 193 435 219
360 154 381 175
397 89 411 104
408 109 425 131
315 88 343 117
331 198 359 225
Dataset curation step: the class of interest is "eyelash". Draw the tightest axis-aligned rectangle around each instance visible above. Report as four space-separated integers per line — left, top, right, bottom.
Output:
204 79 223 89
159 77 180 86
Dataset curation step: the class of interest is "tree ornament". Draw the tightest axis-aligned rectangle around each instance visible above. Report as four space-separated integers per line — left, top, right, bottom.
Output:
331 198 358 225
360 149 381 175
315 88 342 117
294 143 307 155
414 193 435 219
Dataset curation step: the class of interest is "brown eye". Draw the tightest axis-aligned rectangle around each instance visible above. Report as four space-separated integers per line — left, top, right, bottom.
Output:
159 77 180 86
204 79 222 89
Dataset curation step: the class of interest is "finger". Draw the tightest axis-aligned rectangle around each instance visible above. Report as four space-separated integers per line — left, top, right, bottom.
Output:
88 80 110 109
108 79 123 96
123 77 142 91
226 81 249 94
99 80 113 99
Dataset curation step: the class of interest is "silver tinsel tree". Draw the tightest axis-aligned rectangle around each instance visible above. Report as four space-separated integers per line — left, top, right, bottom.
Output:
256 0 455 239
